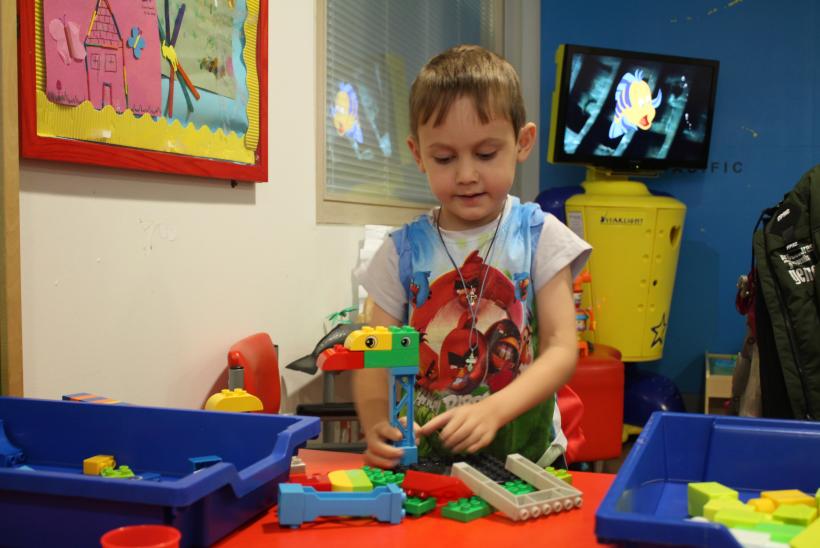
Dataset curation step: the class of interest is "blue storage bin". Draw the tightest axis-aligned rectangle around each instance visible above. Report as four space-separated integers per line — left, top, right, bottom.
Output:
596 412 820 547
0 397 320 547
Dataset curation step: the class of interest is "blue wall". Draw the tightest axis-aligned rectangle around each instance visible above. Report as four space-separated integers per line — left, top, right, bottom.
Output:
539 1 820 397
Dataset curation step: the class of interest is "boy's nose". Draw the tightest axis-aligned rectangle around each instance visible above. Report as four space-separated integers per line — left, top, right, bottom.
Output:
456 159 478 185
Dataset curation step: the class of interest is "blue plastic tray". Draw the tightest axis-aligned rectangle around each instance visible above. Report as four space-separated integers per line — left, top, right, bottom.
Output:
0 397 319 547
596 412 820 547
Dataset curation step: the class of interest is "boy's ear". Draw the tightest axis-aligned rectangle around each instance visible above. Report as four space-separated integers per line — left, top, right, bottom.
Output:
516 122 537 162
406 135 426 173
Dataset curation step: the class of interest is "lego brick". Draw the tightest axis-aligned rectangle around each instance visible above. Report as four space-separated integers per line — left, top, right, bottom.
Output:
401 469 473 501
713 508 767 528
772 503 816 526
101 465 135 479
345 326 393 351
747 497 777 514
317 345 364 371
687 481 738 517
441 497 493 522
545 466 573 485
277 483 405 527
703 498 748 521
791 516 820 548
204 388 263 412
329 469 373 492
83 454 115 476
404 496 437 517
361 466 404 487
289 473 331 491
290 456 306 476
452 455 582 522
761 489 815 508
503 479 535 495
463 453 517 483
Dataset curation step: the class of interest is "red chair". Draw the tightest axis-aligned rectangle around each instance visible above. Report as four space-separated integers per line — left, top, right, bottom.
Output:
204 333 281 413
565 344 625 464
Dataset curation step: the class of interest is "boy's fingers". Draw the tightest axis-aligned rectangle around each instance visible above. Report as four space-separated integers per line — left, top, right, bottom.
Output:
442 424 472 451
375 423 403 441
418 410 452 435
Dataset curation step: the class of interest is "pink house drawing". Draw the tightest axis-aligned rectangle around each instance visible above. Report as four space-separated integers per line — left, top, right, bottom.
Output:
84 0 127 112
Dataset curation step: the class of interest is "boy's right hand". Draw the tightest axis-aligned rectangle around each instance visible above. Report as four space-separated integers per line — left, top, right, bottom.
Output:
363 420 405 469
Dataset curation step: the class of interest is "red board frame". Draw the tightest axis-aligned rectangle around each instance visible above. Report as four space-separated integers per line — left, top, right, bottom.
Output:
16 0 268 182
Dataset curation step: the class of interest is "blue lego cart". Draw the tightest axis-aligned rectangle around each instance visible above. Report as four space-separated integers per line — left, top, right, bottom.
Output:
0 396 320 547
596 412 820 547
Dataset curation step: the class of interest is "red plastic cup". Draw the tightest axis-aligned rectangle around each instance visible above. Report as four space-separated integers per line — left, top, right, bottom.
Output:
100 525 181 548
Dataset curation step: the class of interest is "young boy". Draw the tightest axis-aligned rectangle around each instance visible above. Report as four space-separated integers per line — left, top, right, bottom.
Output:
354 45 591 469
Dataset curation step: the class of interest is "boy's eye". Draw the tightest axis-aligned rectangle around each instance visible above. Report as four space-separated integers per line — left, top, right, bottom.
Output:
433 156 453 164
477 151 497 160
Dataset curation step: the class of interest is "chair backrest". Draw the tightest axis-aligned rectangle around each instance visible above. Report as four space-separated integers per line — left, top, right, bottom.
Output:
227 333 281 413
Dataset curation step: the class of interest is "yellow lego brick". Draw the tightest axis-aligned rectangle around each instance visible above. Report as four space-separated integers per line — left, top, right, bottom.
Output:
345 326 392 351
704 498 748 521
762 489 815 509
688 482 738 517
772 503 816 526
713 508 767 528
790 516 820 548
204 389 263 412
328 469 373 492
747 497 777 514
83 454 115 475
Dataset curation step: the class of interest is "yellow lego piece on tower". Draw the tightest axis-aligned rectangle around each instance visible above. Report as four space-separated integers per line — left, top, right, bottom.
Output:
345 326 392 351
328 469 373 492
83 454 116 475
761 489 815 508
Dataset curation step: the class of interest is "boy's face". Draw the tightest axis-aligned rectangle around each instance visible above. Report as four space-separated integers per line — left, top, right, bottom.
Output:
407 95 536 231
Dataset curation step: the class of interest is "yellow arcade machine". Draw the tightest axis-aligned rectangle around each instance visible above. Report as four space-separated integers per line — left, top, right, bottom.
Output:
547 44 719 362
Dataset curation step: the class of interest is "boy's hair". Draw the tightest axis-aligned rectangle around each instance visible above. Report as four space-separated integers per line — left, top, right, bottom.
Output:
409 44 526 139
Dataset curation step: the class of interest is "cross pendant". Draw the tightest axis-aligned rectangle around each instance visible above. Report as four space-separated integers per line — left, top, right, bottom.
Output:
465 352 476 371
467 288 477 307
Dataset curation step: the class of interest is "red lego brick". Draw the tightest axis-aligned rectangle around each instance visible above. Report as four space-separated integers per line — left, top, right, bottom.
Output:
401 470 473 501
317 345 364 371
288 473 331 492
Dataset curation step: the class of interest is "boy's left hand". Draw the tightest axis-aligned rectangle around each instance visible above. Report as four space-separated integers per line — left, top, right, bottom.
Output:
417 400 500 454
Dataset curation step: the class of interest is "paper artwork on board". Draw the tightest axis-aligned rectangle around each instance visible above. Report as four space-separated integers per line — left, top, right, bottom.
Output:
43 0 162 116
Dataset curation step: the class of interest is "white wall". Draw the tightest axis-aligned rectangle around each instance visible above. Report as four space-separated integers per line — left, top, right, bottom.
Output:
19 1 361 411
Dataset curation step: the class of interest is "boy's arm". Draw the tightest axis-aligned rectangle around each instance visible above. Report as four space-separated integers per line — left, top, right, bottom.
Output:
352 299 406 467
418 265 578 453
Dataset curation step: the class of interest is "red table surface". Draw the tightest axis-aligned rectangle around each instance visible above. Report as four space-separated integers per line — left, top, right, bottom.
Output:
217 449 616 548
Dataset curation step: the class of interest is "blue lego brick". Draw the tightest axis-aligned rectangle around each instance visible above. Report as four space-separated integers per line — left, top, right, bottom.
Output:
277 483 406 527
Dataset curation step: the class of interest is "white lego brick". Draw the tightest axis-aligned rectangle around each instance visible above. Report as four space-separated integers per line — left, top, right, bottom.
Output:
505 453 583 510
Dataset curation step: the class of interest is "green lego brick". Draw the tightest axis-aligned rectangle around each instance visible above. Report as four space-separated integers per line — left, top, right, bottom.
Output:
363 326 419 368
687 481 738 517
545 466 573 485
404 496 437 517
502 479 535 495
772 503 817 526
791 518 820 548
362 466 404 487
101 465 135 479
441 497 492 523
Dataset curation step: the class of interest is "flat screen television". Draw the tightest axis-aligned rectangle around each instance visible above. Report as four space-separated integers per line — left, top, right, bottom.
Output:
547 44 719 172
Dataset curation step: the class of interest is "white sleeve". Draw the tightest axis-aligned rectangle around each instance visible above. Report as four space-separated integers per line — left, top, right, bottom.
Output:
532 213 592 291
355 236 407 321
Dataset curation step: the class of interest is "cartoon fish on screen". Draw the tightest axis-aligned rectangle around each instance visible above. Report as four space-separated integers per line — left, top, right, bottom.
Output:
608 69 662 139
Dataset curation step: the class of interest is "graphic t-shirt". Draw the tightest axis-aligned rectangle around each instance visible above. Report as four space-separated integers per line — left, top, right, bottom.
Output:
359 196 590 463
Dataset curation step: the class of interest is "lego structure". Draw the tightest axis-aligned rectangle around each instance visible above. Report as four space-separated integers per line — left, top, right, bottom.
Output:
277 483 406 527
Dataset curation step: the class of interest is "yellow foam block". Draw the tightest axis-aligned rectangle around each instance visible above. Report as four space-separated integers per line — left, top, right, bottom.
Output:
772 503 816 526
328 469 373 492
703 498 747 521
83 454 115 475
713 508 767 528
747 497 776 514
761 489 815 508
688 482 738 517
791 516 820 548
